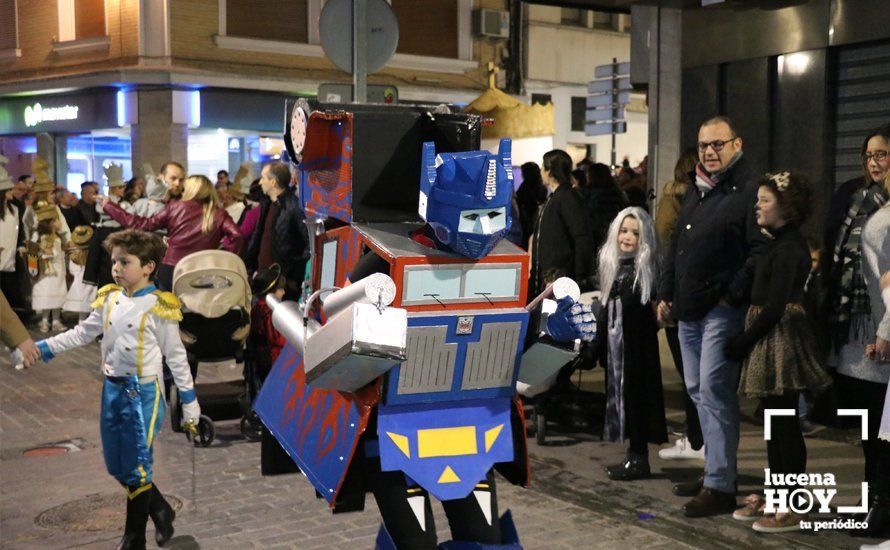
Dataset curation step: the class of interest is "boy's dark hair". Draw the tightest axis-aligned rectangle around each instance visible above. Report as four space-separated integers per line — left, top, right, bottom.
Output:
103 229 166 269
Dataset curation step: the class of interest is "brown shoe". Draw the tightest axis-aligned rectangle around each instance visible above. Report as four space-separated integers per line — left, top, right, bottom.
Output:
683 487 737 518
752 512 806 533
673 474 704 497
732 493 766 521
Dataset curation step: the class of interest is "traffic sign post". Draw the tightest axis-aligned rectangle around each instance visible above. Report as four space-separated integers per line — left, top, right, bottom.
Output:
586 58 631 167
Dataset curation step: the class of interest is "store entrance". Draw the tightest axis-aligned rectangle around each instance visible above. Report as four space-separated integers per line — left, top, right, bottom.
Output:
0 130 132 194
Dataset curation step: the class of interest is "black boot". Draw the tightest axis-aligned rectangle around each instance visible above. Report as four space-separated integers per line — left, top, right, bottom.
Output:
673 473 704 497
116 487 151 550
605 451 651 481
862 494 890 538
149 485 176 547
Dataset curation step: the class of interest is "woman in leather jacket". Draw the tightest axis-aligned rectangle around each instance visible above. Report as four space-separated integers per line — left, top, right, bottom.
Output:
101 175 243 290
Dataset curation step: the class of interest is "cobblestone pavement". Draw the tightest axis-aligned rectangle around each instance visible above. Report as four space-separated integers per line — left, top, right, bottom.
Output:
0 329 878 549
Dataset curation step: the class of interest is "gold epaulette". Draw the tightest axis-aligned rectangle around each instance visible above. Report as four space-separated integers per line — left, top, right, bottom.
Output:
91 284 122 309
151 291 183 321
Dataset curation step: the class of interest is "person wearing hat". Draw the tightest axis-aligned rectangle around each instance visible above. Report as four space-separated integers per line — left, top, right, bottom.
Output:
0 155 25 311
97 163 132 227
248 263 286 384
84 164 130 290
223 161 253 225
23 157 72 245
30 200 69 332
63 225 97 320
132 164 168 218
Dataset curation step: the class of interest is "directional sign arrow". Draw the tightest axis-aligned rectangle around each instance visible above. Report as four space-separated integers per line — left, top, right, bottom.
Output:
594 61 630 79
587 77 632 95
585 107 625 122
586 91 630 108
585 121 627 136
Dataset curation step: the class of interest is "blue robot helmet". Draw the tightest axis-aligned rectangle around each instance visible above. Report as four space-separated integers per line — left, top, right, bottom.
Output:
418 139 513 259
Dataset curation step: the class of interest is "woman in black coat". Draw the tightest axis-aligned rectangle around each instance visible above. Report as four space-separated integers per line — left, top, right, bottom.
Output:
529 150 596 297
516 162 546 250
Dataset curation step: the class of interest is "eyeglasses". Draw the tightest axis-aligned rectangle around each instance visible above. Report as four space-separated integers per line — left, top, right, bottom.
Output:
862 151 889 163
697 137 739 153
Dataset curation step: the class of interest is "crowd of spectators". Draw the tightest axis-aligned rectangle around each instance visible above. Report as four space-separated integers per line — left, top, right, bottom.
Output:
2 113 890 541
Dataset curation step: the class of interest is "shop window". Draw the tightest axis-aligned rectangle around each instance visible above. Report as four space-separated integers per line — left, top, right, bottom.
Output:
571 96 586 132
391 0 458 59
225 0 308 43
0 0 18 50
57 0 106 42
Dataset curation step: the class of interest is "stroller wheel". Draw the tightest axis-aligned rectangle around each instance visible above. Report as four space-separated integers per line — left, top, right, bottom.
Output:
185 415 215 447
240 414 264 441
535 409 547 446
169 386 184 433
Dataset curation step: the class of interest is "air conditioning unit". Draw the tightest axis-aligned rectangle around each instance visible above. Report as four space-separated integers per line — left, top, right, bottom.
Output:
473 9 509 39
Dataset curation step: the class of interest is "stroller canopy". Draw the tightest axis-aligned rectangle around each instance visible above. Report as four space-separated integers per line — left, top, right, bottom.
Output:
172 250 251 319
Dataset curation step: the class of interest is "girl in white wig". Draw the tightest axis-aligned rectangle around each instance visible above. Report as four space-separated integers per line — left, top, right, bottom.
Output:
599 207 668 481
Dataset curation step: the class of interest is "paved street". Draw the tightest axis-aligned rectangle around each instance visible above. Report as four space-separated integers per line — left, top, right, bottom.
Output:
0 328 880 549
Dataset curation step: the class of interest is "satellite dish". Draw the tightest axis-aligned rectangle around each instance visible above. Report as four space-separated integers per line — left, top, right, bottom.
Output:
319 0 399 74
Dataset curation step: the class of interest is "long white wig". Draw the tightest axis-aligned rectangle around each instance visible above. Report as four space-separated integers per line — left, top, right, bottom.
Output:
597 206 658 305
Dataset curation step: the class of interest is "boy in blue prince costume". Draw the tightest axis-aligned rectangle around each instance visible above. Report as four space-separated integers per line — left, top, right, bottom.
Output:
32 229 200 550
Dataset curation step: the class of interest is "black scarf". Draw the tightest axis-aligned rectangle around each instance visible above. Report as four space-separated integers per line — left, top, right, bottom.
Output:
827 181 888 351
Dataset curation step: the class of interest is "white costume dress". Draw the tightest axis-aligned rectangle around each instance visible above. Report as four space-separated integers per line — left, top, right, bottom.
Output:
30 231 67 311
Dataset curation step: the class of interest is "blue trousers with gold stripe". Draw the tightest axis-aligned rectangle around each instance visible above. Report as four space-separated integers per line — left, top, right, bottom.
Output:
100 376 164 496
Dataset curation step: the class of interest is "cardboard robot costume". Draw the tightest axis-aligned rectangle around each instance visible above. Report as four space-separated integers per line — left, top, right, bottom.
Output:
254 101 595 549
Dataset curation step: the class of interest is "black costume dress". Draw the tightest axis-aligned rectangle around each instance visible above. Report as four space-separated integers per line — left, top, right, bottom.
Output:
602 258 668 454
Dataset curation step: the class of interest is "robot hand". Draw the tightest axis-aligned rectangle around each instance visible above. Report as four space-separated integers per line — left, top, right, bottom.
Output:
546 296 596 343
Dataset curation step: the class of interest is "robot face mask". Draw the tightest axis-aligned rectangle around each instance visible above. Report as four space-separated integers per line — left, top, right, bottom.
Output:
419 139 513 259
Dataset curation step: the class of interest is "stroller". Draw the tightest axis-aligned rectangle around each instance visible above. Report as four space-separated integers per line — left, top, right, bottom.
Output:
170 250 251 446
518 292 605 445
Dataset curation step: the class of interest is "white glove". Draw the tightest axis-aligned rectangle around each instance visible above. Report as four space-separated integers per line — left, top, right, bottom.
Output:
182 399 201 426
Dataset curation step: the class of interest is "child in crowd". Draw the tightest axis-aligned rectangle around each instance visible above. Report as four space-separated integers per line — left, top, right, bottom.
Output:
31 229 201 549
248 264 286 383
30 203 69 333
241 264 286 437
63 225 98 321
725 172 832 533
599 207 668 481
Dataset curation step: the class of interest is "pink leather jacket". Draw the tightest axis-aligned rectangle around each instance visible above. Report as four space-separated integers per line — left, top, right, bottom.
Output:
104 200 244 265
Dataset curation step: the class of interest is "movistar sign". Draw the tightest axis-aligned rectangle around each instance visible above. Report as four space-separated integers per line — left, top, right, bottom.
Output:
24 103 79 127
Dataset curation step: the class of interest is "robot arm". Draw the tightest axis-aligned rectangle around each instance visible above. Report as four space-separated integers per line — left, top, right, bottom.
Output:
517 277 597 398
266 273 408 392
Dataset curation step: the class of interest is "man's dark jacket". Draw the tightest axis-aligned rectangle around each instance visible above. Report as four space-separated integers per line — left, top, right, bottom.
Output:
244 187 310 286
76 200 100 226
658 155 767 322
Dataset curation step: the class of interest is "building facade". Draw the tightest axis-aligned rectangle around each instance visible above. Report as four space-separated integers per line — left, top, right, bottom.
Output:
522 4 647 167
0 0 507 190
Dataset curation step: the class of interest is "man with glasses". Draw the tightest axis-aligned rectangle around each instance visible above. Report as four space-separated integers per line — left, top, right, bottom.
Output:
658 116 767 518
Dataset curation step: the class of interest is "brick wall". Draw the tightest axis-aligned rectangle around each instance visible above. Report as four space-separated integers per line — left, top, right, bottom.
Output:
0 0 139 81
170 0 492 92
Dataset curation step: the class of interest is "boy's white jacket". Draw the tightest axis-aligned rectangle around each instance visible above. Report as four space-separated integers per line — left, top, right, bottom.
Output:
38 284 196 403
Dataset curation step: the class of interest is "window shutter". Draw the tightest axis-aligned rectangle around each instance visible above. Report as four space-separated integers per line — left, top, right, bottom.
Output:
392 0 458 59
226 0 308 43
0 0 17 50
75 0 106 40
